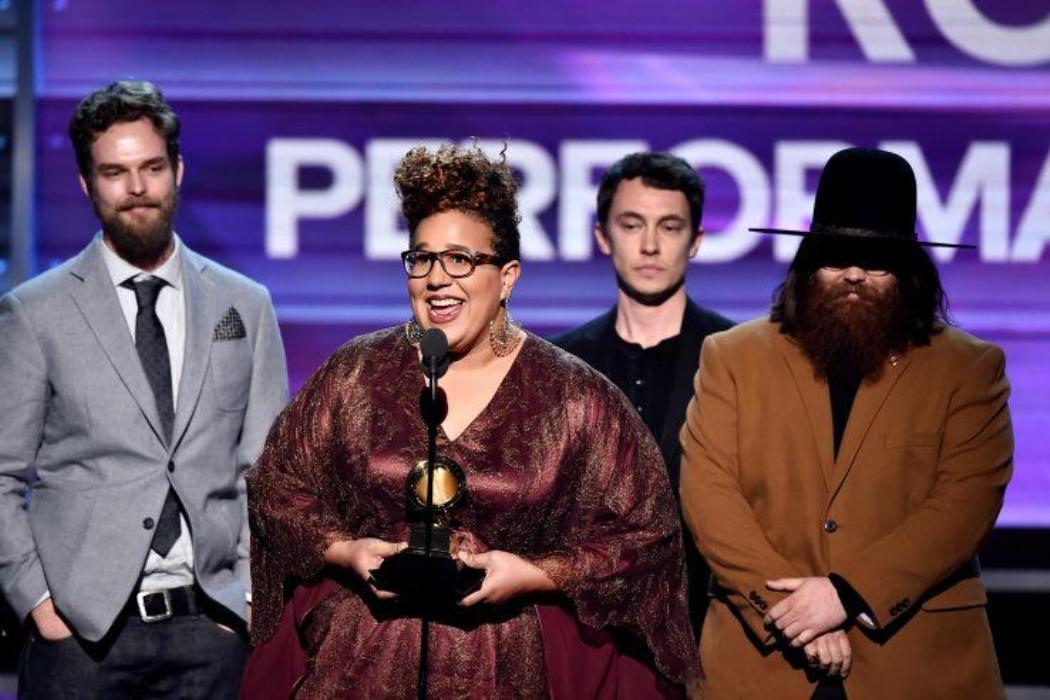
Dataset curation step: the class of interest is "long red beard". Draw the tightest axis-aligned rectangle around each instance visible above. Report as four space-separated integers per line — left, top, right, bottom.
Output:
794 277 910 381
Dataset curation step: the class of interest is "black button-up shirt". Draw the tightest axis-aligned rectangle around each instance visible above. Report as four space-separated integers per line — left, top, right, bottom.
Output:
604 332 682 439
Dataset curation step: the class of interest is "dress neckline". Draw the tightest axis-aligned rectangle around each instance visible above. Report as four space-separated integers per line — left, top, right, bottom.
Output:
405 330 532 445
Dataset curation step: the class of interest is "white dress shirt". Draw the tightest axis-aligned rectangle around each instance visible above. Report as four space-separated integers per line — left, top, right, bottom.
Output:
99 235 195 592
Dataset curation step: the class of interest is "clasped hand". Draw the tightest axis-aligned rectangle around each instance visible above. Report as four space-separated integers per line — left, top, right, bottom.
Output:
456 549 557 606
324 537 556 605
324 537 407 600
764 576 852 678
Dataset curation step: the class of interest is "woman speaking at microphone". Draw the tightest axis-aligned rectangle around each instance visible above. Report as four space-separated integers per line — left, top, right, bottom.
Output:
242 144 699 698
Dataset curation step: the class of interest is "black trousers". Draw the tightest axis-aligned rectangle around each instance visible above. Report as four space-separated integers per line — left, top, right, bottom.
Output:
18 613 248 699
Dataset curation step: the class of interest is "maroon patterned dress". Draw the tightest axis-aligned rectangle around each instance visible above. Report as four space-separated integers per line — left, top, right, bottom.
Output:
243 327 700 698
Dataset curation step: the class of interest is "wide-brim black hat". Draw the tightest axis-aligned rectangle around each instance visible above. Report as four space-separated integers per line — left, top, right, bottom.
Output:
750 147 974 250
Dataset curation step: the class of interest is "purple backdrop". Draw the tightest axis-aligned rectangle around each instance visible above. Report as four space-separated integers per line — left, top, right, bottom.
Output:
33 1 1050 525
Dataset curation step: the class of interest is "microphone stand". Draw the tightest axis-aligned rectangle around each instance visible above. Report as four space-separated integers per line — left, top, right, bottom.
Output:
418 354 439 700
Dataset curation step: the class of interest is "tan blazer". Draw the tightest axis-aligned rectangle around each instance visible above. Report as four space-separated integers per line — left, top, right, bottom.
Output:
680 318 1012 700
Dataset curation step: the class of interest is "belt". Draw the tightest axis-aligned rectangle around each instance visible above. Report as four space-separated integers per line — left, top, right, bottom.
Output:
123 585 203 623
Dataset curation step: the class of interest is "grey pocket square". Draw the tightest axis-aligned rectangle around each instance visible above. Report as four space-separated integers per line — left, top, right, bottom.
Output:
213 307 246 341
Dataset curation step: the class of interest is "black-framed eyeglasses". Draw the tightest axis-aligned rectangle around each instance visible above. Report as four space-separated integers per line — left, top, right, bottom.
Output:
400 249 503 278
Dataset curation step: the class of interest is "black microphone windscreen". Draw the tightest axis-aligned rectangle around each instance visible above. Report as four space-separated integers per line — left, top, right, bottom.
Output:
420 328 448 361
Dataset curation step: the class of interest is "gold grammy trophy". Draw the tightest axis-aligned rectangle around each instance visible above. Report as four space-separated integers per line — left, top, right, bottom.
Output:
368 455 483 605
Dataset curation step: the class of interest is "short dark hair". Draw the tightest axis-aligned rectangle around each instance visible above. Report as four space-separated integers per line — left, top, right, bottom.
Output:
771 237 951 346
596 152 704 235
395 143 521 263
69 80 181 179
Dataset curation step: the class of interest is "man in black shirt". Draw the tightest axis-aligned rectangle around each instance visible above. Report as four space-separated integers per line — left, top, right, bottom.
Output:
550 152 733 636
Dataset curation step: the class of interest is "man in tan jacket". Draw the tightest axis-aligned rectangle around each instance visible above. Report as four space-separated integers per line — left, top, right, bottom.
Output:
680 148 1012 699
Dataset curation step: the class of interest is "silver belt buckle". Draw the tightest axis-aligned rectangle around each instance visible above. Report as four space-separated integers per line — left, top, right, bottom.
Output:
136 589 173 623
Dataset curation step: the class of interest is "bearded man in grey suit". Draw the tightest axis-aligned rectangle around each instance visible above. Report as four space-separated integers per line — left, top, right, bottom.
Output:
0 81 288 697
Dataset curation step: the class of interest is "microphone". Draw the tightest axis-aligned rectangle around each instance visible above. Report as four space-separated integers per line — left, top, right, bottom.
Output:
420 328 450 379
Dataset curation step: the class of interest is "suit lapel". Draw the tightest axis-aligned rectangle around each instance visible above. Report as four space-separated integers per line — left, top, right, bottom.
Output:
775 332 835 490
828 352 912 500
171 249 221 449
69 241 167 446
581 308 618 376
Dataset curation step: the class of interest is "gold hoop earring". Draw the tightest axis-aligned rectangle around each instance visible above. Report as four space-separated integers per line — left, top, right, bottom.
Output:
405 318 424 346
489 304 520 357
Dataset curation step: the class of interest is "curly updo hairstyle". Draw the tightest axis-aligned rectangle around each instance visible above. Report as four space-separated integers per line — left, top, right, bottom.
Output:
394 143 521 263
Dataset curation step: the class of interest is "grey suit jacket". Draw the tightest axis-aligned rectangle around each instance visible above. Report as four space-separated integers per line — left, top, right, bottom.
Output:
0 238 288 641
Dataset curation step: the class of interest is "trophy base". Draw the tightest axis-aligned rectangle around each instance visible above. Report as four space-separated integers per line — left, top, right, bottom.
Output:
369 524 484 605
369 549 484 605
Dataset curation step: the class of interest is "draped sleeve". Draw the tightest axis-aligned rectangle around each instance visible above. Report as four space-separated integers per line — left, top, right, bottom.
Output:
245 331 701 696
527 352 701 691
246 342 362 645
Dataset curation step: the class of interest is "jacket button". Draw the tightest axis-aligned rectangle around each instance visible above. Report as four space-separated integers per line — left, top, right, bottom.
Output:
824 519 839 533
143 517 155 530
167 460 175 473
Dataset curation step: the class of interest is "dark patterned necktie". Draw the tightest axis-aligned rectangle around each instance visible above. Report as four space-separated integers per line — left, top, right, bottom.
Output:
121 276 182 556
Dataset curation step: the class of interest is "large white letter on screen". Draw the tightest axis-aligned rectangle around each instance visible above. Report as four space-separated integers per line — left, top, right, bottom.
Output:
558 140 648 260
266 139 363 259
773 140 852 261
672 139 769 263
764 0 914 62
1013 147 1050 262
469 139 557 261
884 141 1010 262
365 139 445 259
925 0 1050 67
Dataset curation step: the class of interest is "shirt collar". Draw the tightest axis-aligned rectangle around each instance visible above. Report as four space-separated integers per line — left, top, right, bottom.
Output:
610 329 681 356
98 233 183 291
